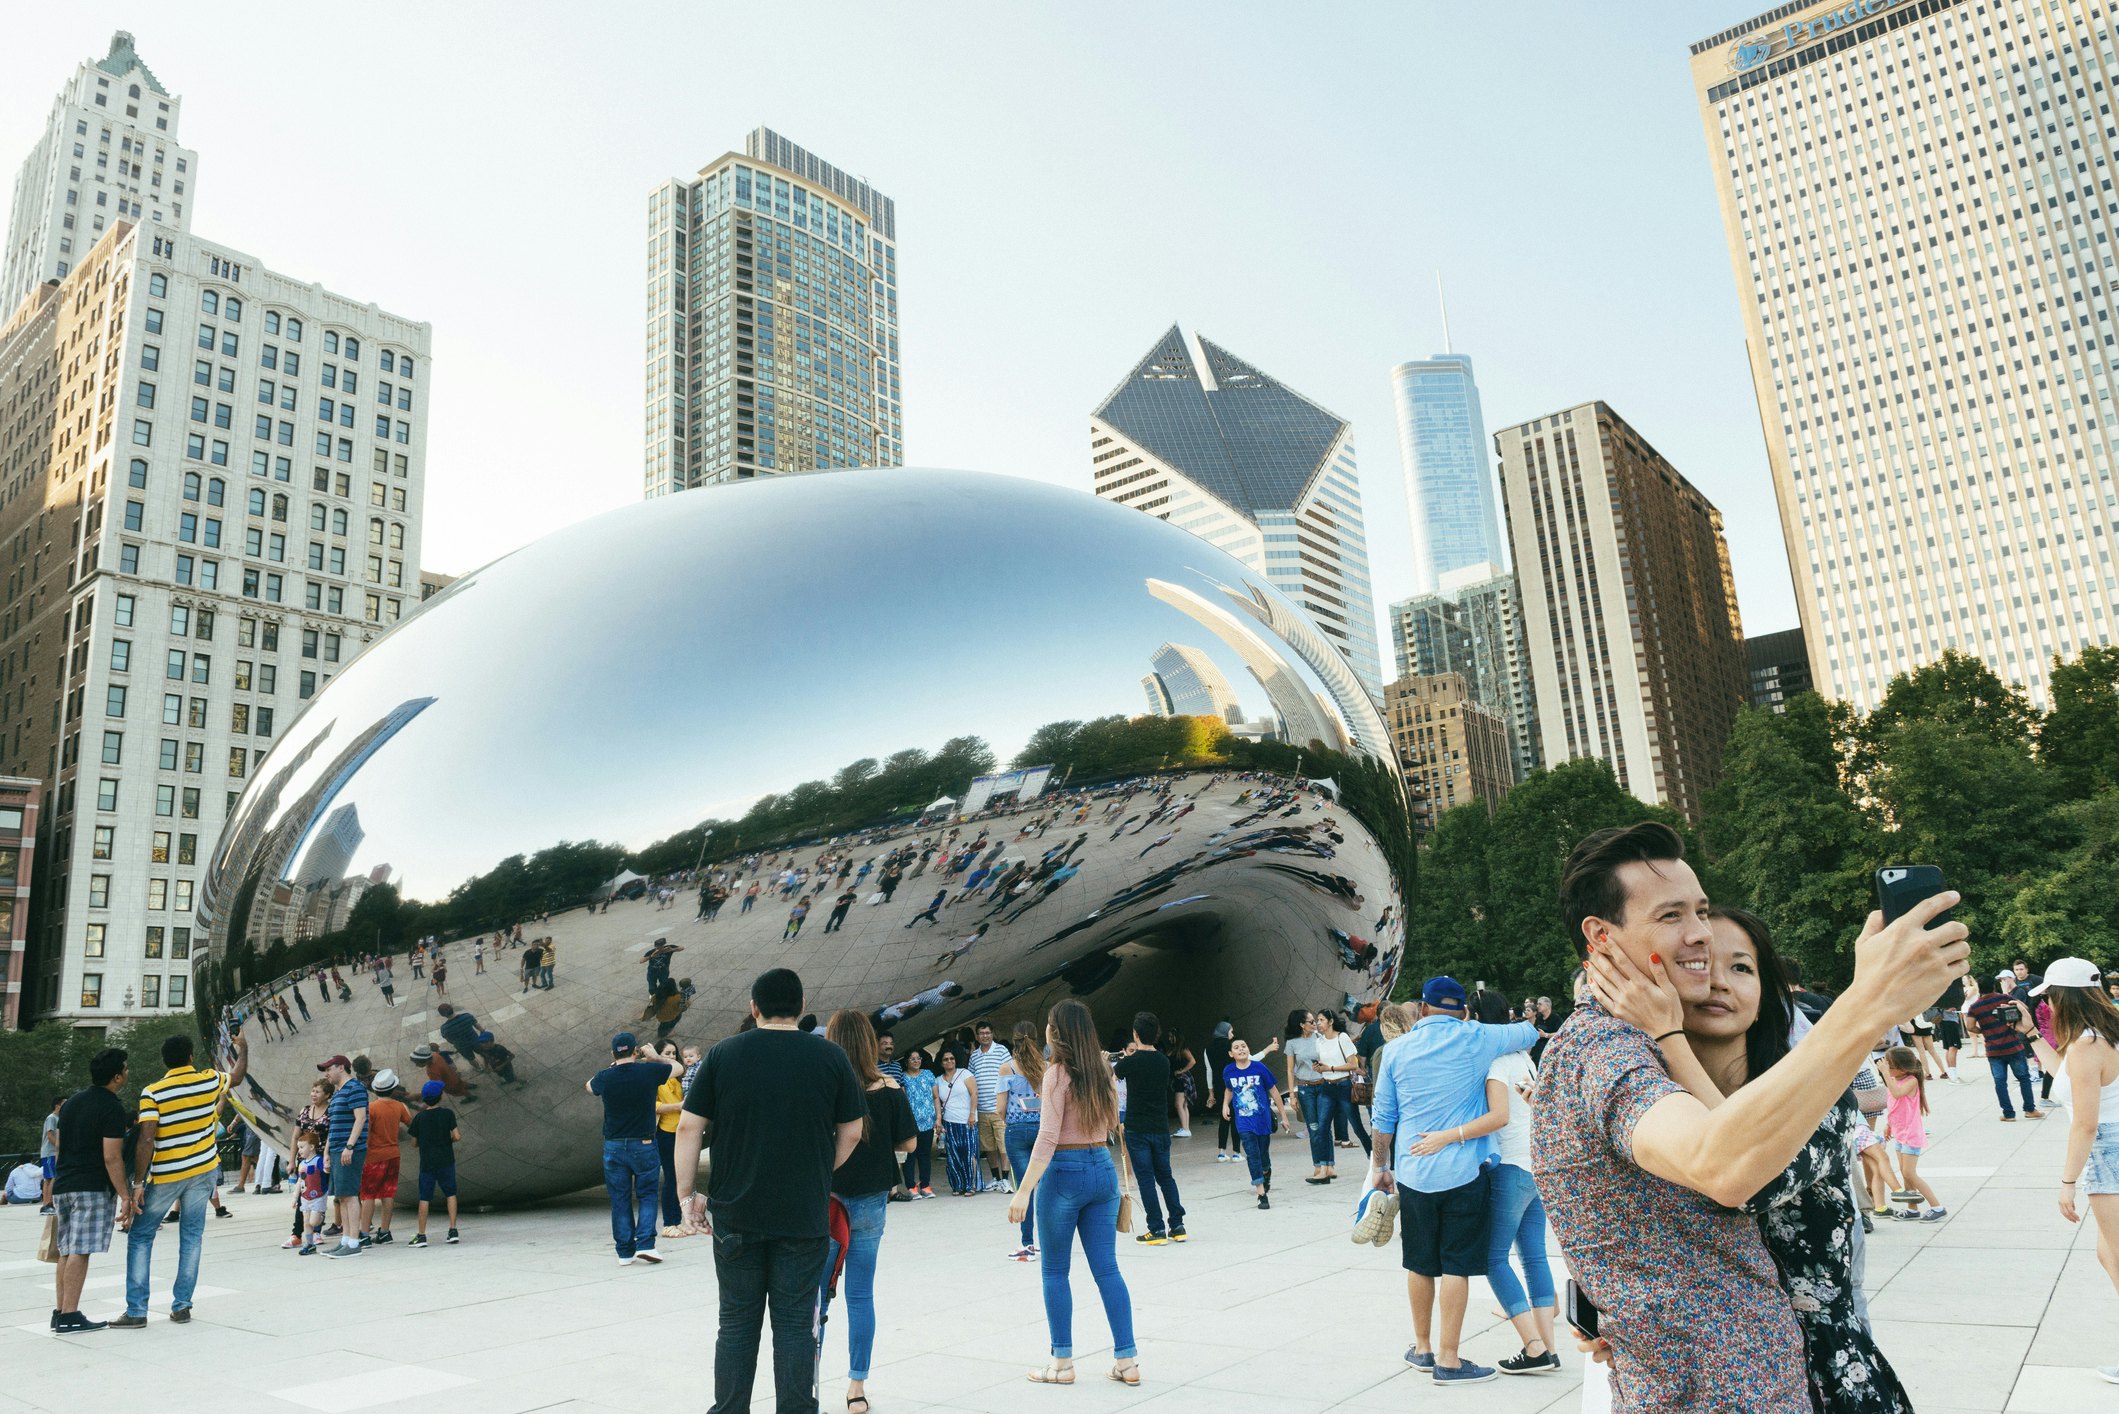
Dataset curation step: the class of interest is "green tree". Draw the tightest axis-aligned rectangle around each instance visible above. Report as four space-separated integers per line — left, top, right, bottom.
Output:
2000 792 2119 971
2040 645 2119 803
1470 758 1683 1000
1403 801 1494 995
1700 695 1880 989
1849 650 2036 791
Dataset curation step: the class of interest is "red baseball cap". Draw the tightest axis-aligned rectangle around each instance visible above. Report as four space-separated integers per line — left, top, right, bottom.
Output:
316 1054 350 1072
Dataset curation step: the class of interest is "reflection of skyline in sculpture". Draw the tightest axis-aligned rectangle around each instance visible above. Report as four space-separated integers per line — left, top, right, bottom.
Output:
195 469 1409 1204
1141 642 1241 723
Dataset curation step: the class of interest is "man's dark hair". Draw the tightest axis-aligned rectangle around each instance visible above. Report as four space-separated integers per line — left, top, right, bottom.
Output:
1133 1011 1161 1047
752 967 803 1020
2013 958 2029 969
975 1020 994 1036
1559 822 1687 958
161 1033 195 1068
437 1002 455 1017
1783 957 1804 987
90 1048 128 1088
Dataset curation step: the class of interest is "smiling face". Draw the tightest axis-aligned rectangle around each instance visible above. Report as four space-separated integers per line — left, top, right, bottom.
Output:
1230 1039 1253 1066
1589 858 1715 1007
1683 915 1765 1044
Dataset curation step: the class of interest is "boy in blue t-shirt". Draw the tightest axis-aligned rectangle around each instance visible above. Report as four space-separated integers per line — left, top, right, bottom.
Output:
1220 1039 1288 1210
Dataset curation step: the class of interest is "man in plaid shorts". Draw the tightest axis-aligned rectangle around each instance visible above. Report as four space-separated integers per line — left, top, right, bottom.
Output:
51 1048 134 1333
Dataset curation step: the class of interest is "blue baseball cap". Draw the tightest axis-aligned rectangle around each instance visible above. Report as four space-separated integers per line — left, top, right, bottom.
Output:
420 1079 445 1103
611 1030 637 1054
1421 977 1468 1011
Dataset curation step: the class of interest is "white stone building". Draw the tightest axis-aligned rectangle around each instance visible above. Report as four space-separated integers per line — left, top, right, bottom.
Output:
1 33 195 321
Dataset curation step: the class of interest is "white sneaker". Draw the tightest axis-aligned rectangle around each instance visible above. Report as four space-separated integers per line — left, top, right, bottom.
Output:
635 1250 663 1265
617 1255 634 1265
1173 1129 1191 1137
2097 1366 2119 1386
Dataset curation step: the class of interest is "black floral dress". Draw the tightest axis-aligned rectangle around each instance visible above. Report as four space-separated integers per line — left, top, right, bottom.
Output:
1744 1095 1914 1414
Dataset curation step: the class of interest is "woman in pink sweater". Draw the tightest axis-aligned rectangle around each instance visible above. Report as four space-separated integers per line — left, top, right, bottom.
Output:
1006 998 1140 1387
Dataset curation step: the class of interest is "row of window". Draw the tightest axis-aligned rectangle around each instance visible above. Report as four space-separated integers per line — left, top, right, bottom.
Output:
85 775 207 819
77 973 186 1010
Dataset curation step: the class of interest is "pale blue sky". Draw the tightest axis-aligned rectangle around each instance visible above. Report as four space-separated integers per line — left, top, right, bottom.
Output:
5 0 1798 639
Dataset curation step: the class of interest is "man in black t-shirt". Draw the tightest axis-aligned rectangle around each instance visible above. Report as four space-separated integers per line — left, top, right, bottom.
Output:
51 1048 132 1333
405 1081 461 1247
677 968 864 1414
586 1033 672 1265
1116 1011 1186 1243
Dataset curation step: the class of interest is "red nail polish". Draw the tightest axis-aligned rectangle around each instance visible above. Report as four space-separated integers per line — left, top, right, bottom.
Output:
1650 953 1662 965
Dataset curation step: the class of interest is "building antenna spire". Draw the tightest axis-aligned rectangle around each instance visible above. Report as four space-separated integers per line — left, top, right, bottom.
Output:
1436 271 1452 355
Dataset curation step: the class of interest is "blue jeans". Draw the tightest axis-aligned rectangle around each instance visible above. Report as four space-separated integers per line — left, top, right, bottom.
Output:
819 1190 888 1380
1033 1149 1135 1360
1006 1121 1040 1245
1302 1085 1347 1167
602 1138 659 1258
709 1228 829 1414
1239 1131 1272 1186
1990 1053 2038 1117
1484 1162 1554 1319
126 1169 217 1316
1124 1130 1185 1236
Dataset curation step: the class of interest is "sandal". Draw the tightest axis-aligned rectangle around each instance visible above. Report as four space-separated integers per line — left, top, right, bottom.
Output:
1027 1362 1076 1384
1109 1359 1141 1386
847 1399 869 1414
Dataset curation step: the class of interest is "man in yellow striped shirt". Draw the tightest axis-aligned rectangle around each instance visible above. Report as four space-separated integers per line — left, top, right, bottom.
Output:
115 1028 250 1327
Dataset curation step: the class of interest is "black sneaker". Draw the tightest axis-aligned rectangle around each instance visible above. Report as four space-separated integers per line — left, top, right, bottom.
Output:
1499 1348 1560 1375
48 1308 60 1330
446 1228 459 1244
407 1234 428 1248
1257 1194 1270 1210
110 1313 148 1328
1169 1226 1187 1243
55 1311 110 1333
1135 1232 1168 1245
373 1231 394 1245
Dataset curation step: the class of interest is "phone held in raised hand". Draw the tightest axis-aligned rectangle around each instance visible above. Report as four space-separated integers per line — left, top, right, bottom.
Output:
1875 866 1951 928
1565 1277 1601 1340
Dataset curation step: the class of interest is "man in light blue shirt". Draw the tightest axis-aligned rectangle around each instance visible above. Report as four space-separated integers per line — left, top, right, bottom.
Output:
1368 976 1538 1387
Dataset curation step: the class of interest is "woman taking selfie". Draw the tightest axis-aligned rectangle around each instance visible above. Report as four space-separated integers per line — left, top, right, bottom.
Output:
1587 906 1910 1414
1006 998 1139 1387
2014 957 2119 1385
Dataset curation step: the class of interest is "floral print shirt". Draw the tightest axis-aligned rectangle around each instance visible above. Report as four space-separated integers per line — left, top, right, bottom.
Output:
1532 1003 1809 1413
1746 1095 1912 1414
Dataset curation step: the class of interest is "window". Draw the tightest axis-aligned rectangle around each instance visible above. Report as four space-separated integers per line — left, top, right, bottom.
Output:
168 975 186 1007
110 639 131 672
148 879 167 910
192 654 210 685
101 731 122 764
161 694 181 725
115 594 134 626
137 380 156 409
98 779 118 811
105 685 126 717
151 830 170 863
149 272 167 297
123 501 143 532
201 290 218 315
89 875 110 908
140 344 158 372
265 311 280 334
175 881 193 912
120 545 139 574
286 318 301 341
145 926 164 958
145 308 162 334
256 705 275 734
141 976 161 1008
258 664 276 694
187 697 206 730
300 670 316 699
154 784 174 816
133 420 152 446
228 747 247 778
92 826 113 859
178 834 197 866
80 975 102 1009
343 337 360 360
181 789 199 819
159 738 178 770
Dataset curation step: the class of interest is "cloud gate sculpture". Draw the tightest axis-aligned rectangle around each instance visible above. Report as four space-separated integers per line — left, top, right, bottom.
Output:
197 469 1409 1203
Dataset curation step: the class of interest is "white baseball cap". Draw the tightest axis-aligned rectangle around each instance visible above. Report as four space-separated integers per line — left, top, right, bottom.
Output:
2029 957 2102 996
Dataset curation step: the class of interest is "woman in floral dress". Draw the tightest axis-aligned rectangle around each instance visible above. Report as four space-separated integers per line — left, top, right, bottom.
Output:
1590 906 1912 1413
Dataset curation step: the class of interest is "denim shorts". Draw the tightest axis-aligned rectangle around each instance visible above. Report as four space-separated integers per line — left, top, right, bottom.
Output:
1891 1139 1923 1158
2083 1123 2119 1196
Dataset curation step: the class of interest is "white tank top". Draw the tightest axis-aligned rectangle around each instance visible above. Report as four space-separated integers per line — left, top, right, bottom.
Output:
2047 1033 2119 1117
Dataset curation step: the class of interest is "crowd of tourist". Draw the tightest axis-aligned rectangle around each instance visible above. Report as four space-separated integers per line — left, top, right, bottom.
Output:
30 802 2119 1414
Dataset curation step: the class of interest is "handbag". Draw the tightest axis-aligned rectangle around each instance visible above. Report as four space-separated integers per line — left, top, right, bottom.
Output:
37 1212 59 1264
1112 1126 1136 1235
1351 1079 1373 1107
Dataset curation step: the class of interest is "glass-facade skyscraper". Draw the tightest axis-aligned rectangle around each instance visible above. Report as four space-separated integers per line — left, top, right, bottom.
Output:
1092 325 1385 701
1392 353 1504 594
644 128 901 498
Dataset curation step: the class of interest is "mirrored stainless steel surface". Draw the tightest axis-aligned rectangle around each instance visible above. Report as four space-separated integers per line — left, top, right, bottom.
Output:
196 469 1408 1203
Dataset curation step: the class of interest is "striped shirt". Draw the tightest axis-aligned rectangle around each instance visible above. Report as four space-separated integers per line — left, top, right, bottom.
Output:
969 1043 1007 1114
138 1065 231 1183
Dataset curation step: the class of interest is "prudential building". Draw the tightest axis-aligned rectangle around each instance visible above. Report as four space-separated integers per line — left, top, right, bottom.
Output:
1688 0 2119 709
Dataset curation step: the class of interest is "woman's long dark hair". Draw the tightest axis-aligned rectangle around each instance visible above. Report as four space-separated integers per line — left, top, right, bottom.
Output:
1708 906 1795 1085
1047 999 1117 1137
2050 983 2119 1056
827 1009 882 1150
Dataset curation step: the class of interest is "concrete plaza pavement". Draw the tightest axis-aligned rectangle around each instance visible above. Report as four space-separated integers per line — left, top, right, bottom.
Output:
1 1054 2114 1413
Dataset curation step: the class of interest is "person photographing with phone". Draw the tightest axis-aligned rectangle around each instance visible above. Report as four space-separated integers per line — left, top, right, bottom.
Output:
1532 824 1967 1414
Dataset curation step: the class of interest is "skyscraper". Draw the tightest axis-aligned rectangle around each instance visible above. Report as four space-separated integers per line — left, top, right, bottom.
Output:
1140 641 1242 722
1092 325 1385 699
645 128 901 498
2 33 193 317
1689 1 2119 709
1496 403 1747 821
1746 627 1815 713
1384 672 1513 833
1392 352 1504 594
1388 562 1541 782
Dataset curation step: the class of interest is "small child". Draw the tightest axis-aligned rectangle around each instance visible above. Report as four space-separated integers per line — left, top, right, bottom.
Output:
406 1080 462 1247
295 1134 328 1254
1880 1045 1947 1222
1220 1038 1287 1210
